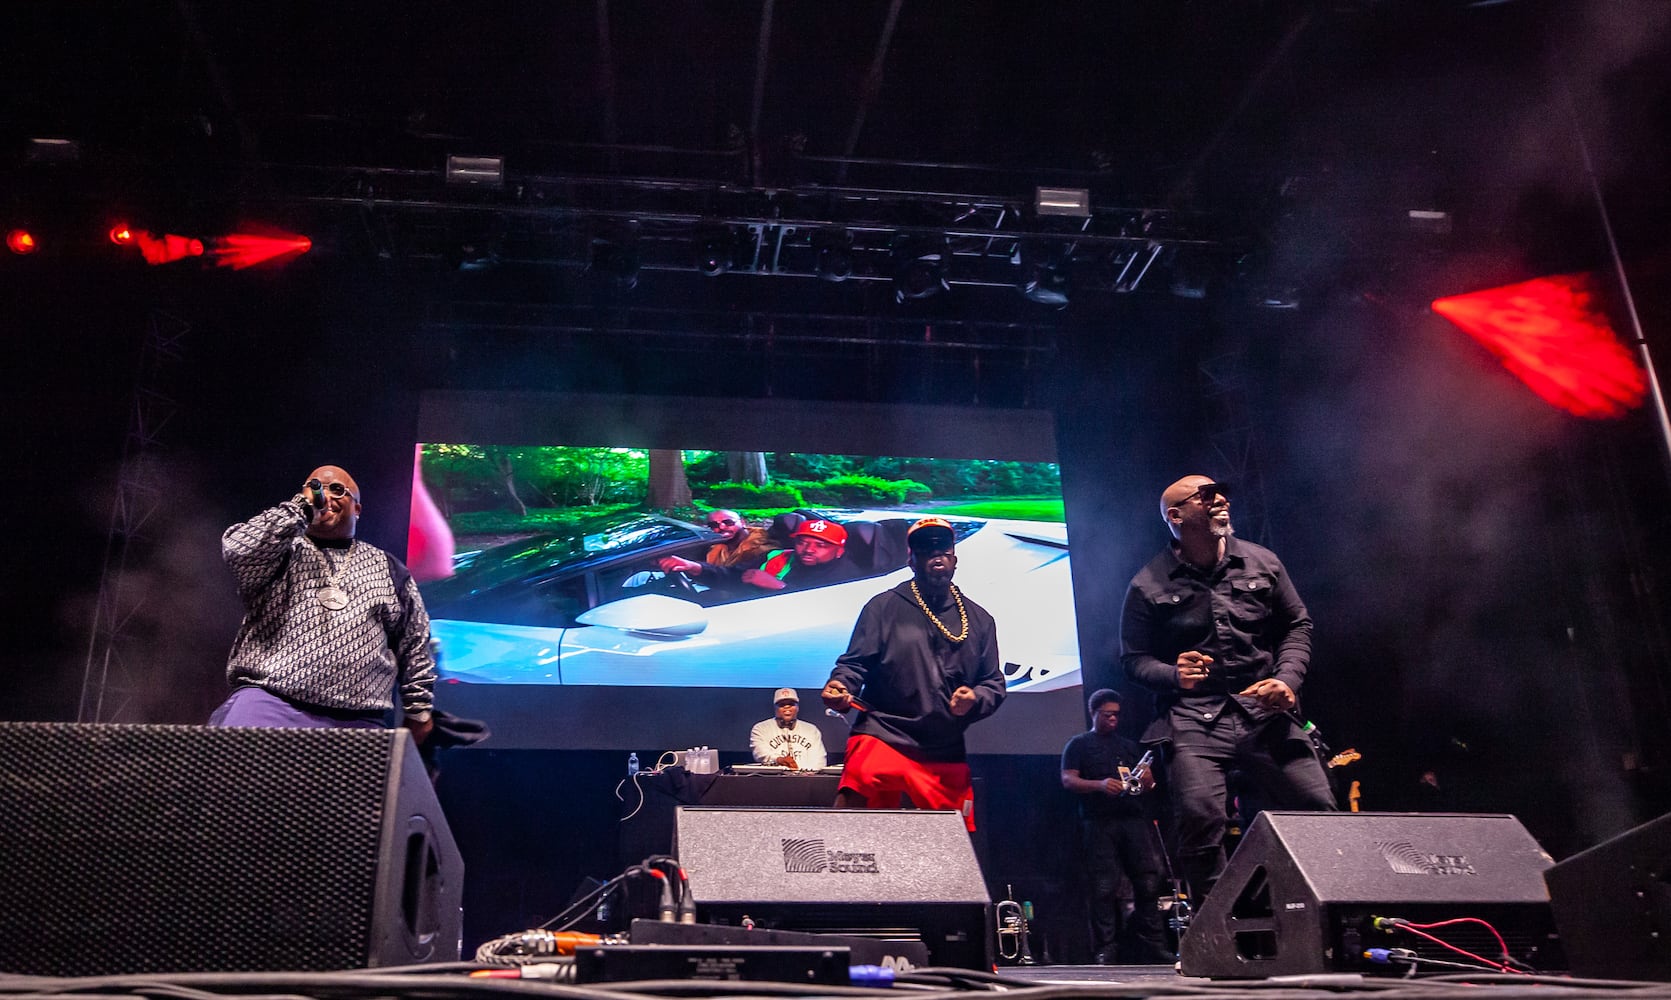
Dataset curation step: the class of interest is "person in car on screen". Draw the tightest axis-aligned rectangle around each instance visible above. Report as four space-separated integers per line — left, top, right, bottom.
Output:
656 509 772 578
667 518 863 592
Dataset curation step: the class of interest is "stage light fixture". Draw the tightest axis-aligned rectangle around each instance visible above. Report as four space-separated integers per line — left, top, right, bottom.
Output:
444 216 505 272
589 235 640 290
6 228 39 255
134 231 206 265
1407 209 1452 235
108 224 135 246
445 154 504 188
25 137 80 164
1017 244 1070 307
694 225 737 277
892 235 948 303
1034 186 1091 217
1168 250 1213 300
813 229 854 282
447 240 500 272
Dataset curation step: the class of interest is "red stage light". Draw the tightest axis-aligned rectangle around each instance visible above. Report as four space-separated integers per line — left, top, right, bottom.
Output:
108 224 135 246
1432 272 1646 419
6 228 40 255
208 232 312 270
133 231 207 265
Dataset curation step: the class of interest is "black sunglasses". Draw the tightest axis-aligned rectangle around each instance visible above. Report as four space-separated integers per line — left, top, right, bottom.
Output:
1177 482 1230 506
706 517 738 528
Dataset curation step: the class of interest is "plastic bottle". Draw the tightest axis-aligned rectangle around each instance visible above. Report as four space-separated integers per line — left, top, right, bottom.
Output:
627 752 640 777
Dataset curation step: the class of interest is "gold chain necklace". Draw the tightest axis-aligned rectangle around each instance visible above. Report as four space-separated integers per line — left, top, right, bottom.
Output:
911 581 968 642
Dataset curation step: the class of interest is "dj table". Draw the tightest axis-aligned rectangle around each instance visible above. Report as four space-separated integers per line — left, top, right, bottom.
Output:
618 768 843 864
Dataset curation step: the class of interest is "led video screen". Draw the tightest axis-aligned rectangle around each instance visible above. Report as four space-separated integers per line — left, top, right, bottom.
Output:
409 392 1084 752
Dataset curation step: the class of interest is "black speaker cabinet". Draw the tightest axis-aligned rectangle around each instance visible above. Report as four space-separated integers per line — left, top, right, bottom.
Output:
1545 811 1671 981
674 806 991 969
0 723 463 975
1180 812 1563 978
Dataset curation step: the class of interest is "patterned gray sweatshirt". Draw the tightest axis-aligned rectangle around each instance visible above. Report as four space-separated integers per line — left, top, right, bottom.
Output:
222 499 436 718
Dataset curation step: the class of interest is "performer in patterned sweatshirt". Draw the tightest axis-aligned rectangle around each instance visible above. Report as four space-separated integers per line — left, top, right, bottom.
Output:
209 464 435 743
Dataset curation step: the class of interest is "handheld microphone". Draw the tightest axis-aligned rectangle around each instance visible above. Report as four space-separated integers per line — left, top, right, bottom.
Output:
307 479 327 509
825 696 867 724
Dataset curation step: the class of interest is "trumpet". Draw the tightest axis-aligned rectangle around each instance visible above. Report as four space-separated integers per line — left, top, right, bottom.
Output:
994 884 1035 965
1123 748 1156 795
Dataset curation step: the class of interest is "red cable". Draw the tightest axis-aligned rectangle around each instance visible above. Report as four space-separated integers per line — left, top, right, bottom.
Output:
1397 917 1512 962
1394 924 1525 974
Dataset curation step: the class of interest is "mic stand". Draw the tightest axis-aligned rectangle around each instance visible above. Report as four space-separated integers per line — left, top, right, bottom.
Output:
1150 819 1190 958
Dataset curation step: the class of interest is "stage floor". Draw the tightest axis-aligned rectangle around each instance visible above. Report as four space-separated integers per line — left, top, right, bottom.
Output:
1000 963 1196 985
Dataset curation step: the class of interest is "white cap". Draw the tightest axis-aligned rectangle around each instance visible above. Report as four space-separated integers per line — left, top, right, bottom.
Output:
773 687 799 704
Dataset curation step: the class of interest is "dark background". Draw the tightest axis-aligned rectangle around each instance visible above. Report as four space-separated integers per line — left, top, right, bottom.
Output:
4 0 1671 963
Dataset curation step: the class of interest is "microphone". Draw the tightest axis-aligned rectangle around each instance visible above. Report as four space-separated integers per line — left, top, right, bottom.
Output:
825 696 867 725
307 479 327 509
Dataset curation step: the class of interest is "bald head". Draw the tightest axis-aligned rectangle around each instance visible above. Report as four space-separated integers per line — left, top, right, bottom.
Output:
305 465 362 540
703 508 749 543
1160 475 1213 520
1160 474 1230 541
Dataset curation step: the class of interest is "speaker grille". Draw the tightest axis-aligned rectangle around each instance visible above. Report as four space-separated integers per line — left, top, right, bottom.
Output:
0 724 400 974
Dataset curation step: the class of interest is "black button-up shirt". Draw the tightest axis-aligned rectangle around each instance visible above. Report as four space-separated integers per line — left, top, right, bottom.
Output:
1120 537 1311 742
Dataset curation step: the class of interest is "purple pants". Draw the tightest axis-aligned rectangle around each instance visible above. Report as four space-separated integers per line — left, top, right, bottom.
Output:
208 686 387 730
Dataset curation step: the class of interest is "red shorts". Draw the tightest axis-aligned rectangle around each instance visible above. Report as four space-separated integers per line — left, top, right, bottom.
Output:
838 733 975 830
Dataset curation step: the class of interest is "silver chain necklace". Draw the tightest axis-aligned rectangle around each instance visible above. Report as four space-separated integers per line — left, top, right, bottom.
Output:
317 542 354 610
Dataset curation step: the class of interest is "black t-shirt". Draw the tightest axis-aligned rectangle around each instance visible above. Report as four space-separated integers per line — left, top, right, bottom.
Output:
1061 729 1152 820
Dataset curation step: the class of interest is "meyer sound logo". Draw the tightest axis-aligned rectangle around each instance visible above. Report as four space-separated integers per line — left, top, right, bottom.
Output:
1375 841 1478 876
781 838 881 874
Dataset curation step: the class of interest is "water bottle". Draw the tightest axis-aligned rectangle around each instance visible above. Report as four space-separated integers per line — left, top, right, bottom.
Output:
627 752 639 777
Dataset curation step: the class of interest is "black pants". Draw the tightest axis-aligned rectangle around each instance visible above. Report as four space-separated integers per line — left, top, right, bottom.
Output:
1167 709 1336 904
1083 815 1171 963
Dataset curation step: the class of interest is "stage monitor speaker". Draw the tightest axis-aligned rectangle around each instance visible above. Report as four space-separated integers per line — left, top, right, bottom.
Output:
0 723 463 976
1544 811 1671 981
674 806 991 969
1179 812 1563 978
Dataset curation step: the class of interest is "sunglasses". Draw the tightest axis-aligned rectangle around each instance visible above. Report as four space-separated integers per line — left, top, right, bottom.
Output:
306 479 355 500
706 517 738 528
1177 482 1230 506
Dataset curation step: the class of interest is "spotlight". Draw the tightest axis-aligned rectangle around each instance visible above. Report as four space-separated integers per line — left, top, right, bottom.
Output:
445 154 505 188
447 240 500 272
444 217 505 272
1034 186 1091 218
1017 244 1070 307
694 225 736 277
813 228 854 282
892 235 947 303
1168 250 1213 300
589 235 640 290
108 224 135 246
6 228 39 255
134 231 207 265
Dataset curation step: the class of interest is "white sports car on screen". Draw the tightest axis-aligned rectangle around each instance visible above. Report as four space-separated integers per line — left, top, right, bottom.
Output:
421 509 1079 691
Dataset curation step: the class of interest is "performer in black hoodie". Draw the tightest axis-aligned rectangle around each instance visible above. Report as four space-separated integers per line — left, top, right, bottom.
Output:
821 517 1006 830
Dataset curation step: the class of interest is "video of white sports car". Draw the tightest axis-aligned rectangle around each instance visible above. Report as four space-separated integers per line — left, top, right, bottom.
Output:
421 508 1080 691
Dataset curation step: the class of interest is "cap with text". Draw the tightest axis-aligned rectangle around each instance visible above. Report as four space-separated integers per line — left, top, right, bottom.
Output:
773 688 799 705
906 516 956 551
792 519 848 546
